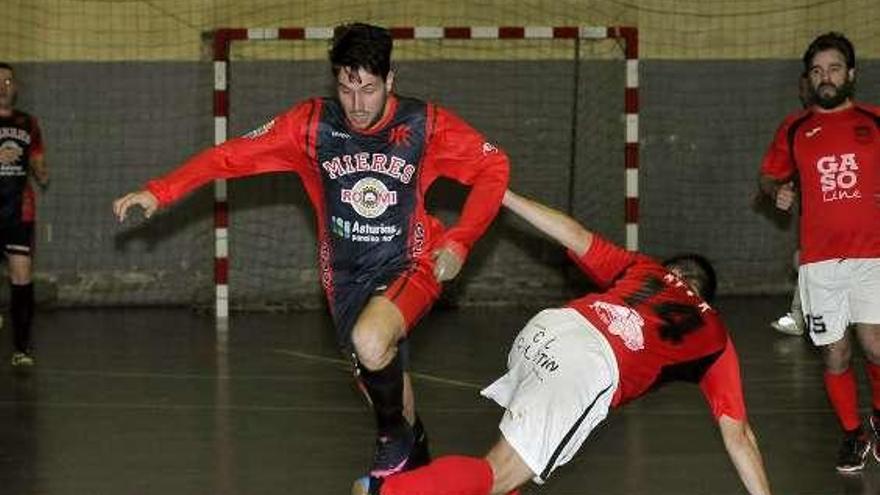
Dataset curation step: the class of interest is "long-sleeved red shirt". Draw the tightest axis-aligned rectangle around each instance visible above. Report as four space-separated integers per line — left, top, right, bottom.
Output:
147 95 509 340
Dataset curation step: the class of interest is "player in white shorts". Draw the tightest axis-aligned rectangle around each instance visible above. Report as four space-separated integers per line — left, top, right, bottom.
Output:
800 260 880 347
353 190 772 495
760 32 880 472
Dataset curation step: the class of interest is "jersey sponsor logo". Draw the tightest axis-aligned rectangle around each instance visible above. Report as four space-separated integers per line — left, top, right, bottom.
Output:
482 142 498 155
854 125 873 144
341 177 398 219
331 130 351 139
319 239 333 292
0 141 25 173
816 153 862 202
322 153 416 185
388 124 412 147
0 127 31 143
330 215 402 243
590 301 645 351
805 126 822 138
244 119 275 139
411 221 425 257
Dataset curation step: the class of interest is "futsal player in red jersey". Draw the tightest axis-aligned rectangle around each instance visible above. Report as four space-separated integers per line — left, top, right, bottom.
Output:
113 23 509 478
353 190 772 495
0 63 48 368
759 32 880 473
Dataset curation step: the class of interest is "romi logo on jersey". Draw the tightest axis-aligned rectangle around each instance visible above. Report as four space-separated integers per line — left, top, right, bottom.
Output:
817 153 862 202
341 177 398 219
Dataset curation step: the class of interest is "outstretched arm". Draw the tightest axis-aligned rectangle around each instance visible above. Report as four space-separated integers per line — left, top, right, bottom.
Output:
719 416 772 495
502 189 592 256
112 101 314 223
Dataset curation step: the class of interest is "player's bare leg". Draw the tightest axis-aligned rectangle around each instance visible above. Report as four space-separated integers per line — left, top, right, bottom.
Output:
484 437 533 494
352 295 416 477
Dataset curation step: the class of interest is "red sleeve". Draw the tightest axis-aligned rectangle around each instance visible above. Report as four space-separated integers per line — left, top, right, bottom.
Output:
147 100 315 206
566 235 638 288
759 114 801 181
699 338 747 421
421 106 510 258
29 116 44 156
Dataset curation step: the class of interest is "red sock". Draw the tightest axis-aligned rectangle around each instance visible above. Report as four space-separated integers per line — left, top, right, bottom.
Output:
382 456 493 495
824 368 861 431
865 362 880 412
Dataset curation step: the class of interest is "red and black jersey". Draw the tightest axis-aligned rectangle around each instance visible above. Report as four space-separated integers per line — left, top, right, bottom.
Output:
761 103 880 264
567 236 732 411
0 110 41 226
147 95 509 344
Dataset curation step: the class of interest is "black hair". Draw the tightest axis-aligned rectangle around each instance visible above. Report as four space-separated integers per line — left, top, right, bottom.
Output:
662 253 718 303
803 32 855 72
0 62 13 73
329 23 392 80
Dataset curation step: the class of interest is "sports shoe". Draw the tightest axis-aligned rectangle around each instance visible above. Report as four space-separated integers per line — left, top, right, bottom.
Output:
403 416 431 471
10 351 35 367
870 416 880 462
370 423 415 478
770 312 803 336
351 476 382 495
836 428 871 473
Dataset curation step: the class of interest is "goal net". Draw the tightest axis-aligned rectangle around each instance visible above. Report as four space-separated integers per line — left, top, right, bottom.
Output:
216 27 634 314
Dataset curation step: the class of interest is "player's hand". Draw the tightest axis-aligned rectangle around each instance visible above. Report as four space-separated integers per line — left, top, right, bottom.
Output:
113 190 159 222
432 244 464 282
33 169 49 188
774 182 796 211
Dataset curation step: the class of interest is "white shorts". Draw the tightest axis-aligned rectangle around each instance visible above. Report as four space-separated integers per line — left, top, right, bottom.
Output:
799 258 880 346
480 307 619 484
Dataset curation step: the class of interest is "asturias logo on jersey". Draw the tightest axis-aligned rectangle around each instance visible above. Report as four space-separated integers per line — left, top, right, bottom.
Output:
331 215 401 243
817 153 861 202
341 177 398 219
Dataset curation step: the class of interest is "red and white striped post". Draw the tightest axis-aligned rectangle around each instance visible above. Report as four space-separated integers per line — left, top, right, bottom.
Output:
212 26 639 317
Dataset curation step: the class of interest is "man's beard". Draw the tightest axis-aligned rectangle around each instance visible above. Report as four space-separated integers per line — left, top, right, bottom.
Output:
810 78 855 110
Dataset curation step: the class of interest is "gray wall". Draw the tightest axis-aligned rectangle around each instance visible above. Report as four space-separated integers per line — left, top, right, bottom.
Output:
12 58 878 307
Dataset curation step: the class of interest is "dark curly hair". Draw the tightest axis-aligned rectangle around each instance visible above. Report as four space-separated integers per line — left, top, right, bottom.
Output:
803 32 855 72
330 23 393 80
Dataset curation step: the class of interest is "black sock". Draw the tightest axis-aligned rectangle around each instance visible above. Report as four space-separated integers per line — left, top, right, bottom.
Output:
360 353 406 434
10 283 34 353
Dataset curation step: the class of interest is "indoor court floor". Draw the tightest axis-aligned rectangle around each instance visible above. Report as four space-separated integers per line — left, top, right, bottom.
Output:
0 295 878 495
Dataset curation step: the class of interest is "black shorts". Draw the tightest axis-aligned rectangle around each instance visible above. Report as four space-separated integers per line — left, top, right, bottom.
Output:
0 222 34 257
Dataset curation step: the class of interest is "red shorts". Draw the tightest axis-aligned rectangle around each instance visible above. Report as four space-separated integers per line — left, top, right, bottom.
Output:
699 339 747 421
383 255 442 334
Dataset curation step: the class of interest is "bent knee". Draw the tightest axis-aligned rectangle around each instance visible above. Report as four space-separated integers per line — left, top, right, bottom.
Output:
822 345 852 373
352 325 397 371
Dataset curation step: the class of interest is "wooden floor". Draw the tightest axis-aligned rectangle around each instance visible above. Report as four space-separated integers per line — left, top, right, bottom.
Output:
0 296 878 494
